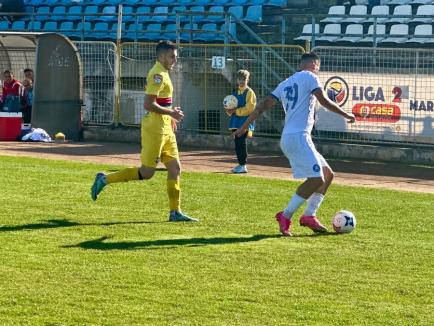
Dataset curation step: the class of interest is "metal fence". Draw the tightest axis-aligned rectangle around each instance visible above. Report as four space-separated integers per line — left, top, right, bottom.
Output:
71 42 434 146
75 41 117 126
117 43 305 135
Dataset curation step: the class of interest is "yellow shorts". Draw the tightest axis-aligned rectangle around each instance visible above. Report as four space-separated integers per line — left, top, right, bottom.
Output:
140 130 179 168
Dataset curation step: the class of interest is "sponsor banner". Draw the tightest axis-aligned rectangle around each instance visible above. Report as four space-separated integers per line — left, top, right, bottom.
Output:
316 72 434 139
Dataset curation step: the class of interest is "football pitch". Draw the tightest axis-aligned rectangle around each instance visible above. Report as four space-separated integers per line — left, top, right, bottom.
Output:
0 156 433 325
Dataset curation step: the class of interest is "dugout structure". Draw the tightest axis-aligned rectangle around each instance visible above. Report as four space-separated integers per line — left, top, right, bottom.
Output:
0 32 82 141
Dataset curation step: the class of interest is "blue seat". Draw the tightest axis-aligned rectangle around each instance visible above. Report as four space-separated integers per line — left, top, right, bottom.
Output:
59 21 74 35
97 6 117 22
22 5 34 21
190 6 205 23
157 0 174 5
74 21 92 39
125 23 144 40
232 0 249 5
177 0 195 4
145 23 163 40
228 6 243 21
88 0 106 5
43 21 58 31
193 0 210 5
35 6 50 21
68 6 82 21
0 21 10 31
110 22 125 40
163 23 178 40
84 5 99 21
137 0 160 5
136 6 151 23
221 22 237 40
210 0 230 5
41 0 59 6
151 7 168 22
121 6 134 23
244 5 262 23
106 0 123 5
60 0 82 5
92 22 110 39
11 21 26 31
264 0 286 6
172 6 188 22
27 20 42 31
181 23 198 42
204 6 224 22
196 23 218 41
51 6 67 21
124 0 140 5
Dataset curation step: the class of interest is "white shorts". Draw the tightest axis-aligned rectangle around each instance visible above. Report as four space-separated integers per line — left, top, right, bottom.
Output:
280 132 330 179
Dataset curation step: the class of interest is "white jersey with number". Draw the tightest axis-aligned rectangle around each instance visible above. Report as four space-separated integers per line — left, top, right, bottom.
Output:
271 70 322 135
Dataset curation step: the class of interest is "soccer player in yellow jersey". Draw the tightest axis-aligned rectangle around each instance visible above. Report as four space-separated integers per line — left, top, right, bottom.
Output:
91 40 198 222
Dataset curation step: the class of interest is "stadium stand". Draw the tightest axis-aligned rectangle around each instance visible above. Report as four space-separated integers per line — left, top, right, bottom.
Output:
3 0 434 48
338 24 364 43
407 24 434 43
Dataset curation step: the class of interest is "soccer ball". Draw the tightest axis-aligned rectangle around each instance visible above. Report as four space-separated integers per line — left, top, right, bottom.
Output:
223 95 238 110
332 210 356 234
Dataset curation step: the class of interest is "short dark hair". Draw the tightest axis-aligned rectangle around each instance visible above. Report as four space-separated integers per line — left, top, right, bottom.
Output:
3 70 11 75
24 68 33 74
300 52 320 64
156 40 178 57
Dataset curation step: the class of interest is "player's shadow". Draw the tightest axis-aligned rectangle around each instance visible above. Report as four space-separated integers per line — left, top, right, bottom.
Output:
0 218 162 232
64 234 282 251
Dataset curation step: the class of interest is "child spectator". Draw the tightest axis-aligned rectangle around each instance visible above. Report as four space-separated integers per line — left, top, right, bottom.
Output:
225 70 257 174
24 68 34 83
20 78 33 123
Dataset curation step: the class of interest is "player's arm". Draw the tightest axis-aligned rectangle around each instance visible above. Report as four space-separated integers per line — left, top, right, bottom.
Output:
144 94 184 122
313 89 355 123
233 95 277 137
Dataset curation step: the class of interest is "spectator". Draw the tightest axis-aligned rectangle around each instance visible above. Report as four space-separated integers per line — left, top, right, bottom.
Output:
20 78 33 123
225 69 257 174
24 68 34 83
1 70 21 112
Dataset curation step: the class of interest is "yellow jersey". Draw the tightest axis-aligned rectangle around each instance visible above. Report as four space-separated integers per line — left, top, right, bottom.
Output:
143 61 174 134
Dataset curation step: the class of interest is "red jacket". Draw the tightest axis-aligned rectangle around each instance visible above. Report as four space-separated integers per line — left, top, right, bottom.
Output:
2 79 22 102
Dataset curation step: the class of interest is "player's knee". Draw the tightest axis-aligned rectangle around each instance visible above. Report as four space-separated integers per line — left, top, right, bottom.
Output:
167 165 181 179
323 168 334 183
139 166 154 180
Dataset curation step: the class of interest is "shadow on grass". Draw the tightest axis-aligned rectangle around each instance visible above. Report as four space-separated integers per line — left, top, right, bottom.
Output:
0 218 163 232
64 234 284 250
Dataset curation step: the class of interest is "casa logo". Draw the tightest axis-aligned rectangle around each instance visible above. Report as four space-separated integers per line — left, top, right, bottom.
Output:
324 76 349 106
352 104 401 123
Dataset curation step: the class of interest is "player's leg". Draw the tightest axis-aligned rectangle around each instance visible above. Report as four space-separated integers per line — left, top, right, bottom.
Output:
277 133 328 234
303 164 334 217
298 146 331 232
162 133 198 222
232 131 248 173
90 128 161 201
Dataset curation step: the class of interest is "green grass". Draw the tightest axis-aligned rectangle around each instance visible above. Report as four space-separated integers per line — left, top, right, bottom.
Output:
0 155 433 326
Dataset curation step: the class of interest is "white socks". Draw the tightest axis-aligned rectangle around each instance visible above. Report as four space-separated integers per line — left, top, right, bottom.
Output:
303 193 325 217
283 194 306 219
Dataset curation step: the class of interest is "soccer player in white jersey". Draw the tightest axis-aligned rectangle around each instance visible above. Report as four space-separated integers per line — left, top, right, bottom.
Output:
233 52 355 236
